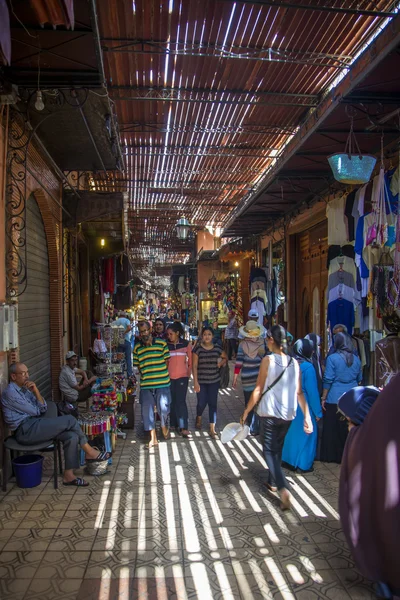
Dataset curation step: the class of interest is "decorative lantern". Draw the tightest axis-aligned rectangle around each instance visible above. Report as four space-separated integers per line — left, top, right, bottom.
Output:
176 217 191 240
328 114 376 185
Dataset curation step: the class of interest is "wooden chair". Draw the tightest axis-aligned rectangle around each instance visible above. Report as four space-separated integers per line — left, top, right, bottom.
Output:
2 400 63 491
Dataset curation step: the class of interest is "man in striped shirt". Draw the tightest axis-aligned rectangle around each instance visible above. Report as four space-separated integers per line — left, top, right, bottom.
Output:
133 320 171 448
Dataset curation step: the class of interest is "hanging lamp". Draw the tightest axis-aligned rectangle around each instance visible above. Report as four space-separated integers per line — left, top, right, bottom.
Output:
328 112 376 185
176 217 191 240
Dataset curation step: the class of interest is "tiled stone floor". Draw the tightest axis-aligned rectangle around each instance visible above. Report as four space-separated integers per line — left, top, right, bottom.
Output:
0 380 376 599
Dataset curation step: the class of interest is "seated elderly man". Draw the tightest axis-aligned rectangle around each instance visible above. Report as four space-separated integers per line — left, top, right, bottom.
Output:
59 351 97 407
1 363 111 486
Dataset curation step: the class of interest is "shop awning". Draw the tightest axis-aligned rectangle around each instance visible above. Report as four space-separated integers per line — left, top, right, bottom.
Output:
223 27 400 237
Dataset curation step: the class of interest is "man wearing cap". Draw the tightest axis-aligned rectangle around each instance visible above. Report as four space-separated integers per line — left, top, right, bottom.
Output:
59 352 97 408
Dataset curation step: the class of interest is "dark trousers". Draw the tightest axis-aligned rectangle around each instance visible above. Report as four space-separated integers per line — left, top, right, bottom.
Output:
196 382 220 424
320 403 348 463
76 370 95 404
15 415 88 471
170 377 189 429
259 416 291 490
226 338 238 360
243 390 260 435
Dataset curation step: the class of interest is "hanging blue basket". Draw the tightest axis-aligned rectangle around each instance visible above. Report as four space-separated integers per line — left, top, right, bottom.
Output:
328 153 376 185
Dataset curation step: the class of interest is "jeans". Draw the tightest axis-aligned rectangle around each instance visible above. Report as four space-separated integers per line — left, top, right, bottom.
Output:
140 387 171 431
16 415 88 470
119 340 132 377
259 416 292 490
196 381 220 424
226 338 238 360
170 377 189 429
243 390 260 435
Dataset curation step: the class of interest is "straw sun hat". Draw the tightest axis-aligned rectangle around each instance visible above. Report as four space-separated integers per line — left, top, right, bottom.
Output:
239 320 266 339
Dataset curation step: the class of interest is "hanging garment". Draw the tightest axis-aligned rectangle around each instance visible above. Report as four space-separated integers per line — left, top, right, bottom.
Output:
345 191 357 242
356 184 367 217
328 270 355 293
326 245 355 269
250 298 266 325
327 195 348 245
328 284 358 306
327 298 355 335
328 256 357 284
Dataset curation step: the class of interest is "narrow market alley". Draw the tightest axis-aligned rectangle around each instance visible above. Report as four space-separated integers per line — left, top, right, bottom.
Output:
0 381 373 600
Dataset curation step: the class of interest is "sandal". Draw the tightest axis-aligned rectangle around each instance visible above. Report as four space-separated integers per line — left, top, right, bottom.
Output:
63 477 89 487
279 489 292 511
87 451 112 462
181 430 192 438
264 482 278 493
146 440 159 449
161 428 170 440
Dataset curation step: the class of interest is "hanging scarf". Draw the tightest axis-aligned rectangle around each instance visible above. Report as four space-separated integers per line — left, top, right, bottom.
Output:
334 332 355 367
293 339 314 364
241 338 265 360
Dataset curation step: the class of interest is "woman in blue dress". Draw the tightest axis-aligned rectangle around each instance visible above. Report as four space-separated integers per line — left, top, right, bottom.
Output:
282 339 323 472
320 332 362 463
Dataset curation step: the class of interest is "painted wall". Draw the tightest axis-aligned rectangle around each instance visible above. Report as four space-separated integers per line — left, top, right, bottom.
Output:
196 230 214 253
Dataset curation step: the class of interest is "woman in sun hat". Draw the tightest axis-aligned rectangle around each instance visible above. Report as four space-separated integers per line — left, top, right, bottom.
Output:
233 320 269 435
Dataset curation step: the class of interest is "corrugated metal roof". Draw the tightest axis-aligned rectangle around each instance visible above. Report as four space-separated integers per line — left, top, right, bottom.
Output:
93 0 398 261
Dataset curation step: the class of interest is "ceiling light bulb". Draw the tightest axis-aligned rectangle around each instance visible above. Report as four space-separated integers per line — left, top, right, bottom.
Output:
100 238 105 247
234 261 239 267
34 90 45 111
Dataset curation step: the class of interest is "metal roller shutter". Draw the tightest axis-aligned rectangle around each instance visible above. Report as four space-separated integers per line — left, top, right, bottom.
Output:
18 195 52 399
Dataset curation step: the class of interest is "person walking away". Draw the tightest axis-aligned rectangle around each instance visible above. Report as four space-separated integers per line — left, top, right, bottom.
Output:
305 332 324 460
337 382 400 599
133 320 171 448
238 309 267 339
225 311 239 360
240 325 313 510
1 363 111 487
282 339 323 472
192 327 228 439
233 320 268 436
320 332 362 463
154 318 167 340
212 319 223 348
305 333 324 396
113 312 133 377
167 323 192 438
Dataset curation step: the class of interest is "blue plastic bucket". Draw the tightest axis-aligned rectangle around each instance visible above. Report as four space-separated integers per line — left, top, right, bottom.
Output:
12 455 44 488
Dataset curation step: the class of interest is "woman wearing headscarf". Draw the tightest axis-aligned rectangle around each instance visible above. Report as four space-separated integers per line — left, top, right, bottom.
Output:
305 333 323 396
282 339 323 472
338 380 400 599
233 320 268 435
320 332 362 463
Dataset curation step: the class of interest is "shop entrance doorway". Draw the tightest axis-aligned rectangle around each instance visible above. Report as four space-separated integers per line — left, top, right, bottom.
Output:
18 195 52 399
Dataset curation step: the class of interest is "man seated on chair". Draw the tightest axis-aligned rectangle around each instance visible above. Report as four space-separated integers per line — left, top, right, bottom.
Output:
59 351 97 408
1 363 110 487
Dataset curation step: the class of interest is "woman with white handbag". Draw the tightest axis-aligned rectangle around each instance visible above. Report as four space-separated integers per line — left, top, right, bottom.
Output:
240 325 313 510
